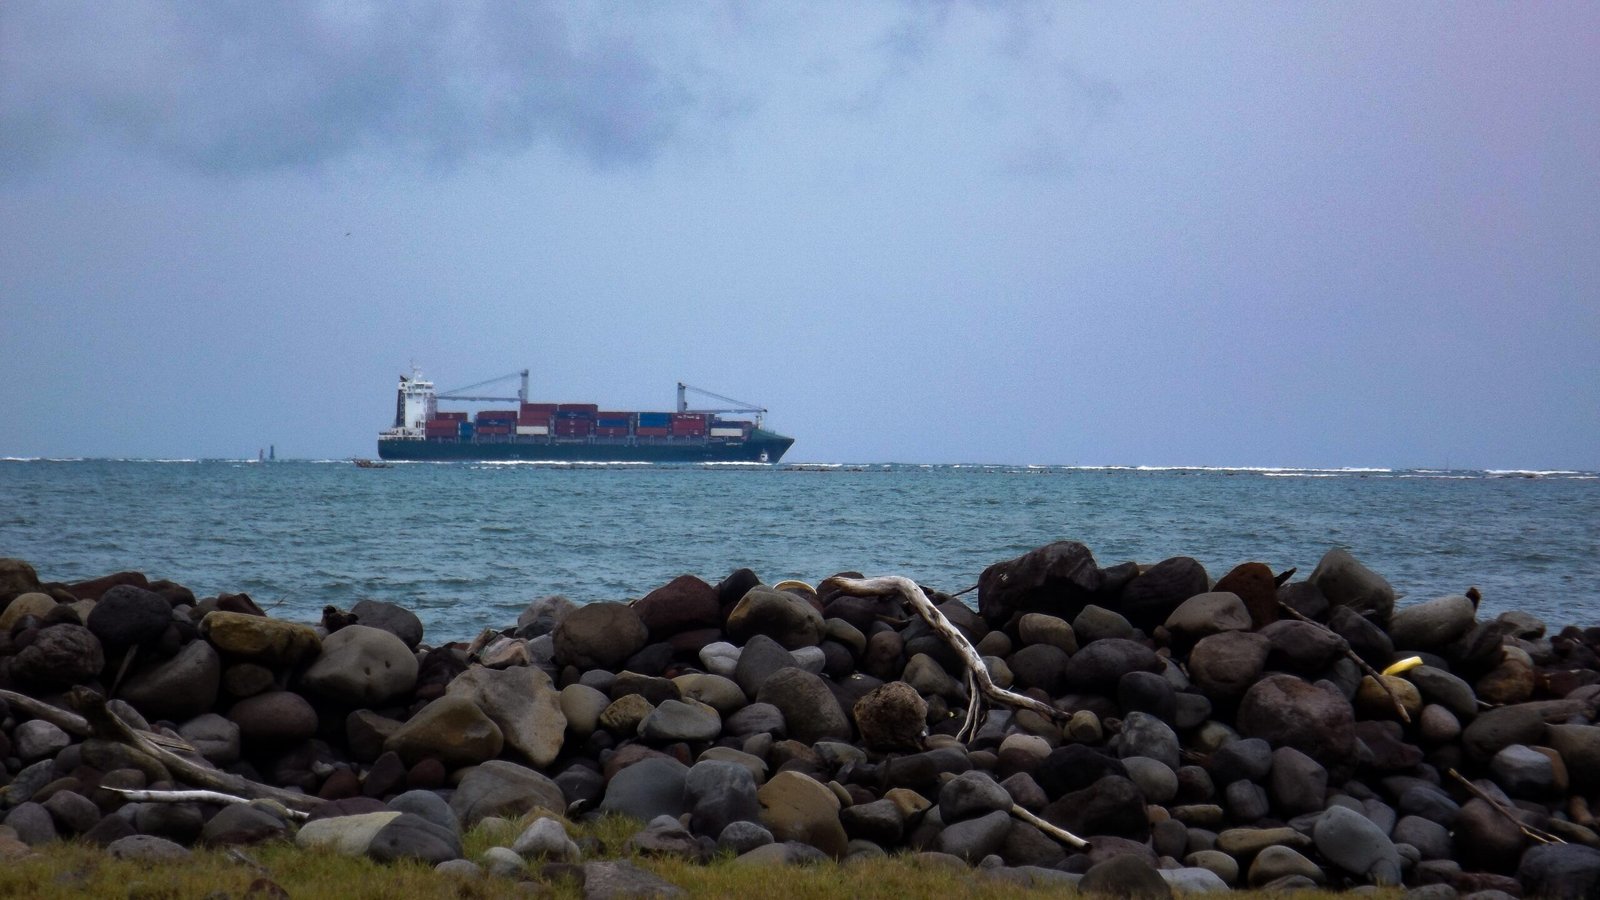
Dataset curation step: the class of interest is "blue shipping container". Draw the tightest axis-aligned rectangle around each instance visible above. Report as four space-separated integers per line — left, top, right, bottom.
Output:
637 412 672 426
459 422 475 437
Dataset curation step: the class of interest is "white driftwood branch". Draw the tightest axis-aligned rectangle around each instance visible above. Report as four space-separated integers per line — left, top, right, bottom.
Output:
102 787 310 821
1011 803 1091 850
68 688 325 814
820 575 1068 741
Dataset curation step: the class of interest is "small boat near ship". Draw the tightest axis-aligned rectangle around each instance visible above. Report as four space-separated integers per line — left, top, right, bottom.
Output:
376 369 795 463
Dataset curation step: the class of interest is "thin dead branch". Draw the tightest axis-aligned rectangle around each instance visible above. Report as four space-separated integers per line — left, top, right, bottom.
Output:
820 575 1069 742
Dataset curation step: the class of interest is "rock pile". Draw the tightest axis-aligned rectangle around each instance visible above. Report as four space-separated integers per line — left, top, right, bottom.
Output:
2 544 1600 896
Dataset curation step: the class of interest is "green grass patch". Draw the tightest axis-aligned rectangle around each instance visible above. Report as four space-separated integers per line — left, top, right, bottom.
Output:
0 816 1394 899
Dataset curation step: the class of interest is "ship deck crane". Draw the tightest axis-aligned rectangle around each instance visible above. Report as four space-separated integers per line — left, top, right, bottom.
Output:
677 382 767 427
439 370 529 403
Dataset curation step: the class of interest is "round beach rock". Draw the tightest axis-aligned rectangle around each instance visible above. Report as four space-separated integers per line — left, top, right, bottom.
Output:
552 601 647 670
118 639 221 721
300 624 419 706
727 586 824 649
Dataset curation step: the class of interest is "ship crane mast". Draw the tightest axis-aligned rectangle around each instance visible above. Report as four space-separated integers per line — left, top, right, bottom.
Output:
677 382 767 428
438 370 529 403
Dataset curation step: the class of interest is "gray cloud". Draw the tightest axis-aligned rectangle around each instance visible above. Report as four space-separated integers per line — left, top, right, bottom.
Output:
0 1 693 176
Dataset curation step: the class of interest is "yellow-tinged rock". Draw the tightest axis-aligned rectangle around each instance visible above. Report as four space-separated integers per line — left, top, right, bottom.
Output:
757 770 846 858
383 694 504 769
200 611 321 666
1355 674 1424 720
0 592 56 631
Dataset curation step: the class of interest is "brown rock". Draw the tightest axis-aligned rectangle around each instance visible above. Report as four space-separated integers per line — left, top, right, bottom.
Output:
1214 562 1281 628
757 771 847 858
1187 631 1271 703
633 575 721 639
853 681 928 751
1237 674 1357 767
384 695 504 769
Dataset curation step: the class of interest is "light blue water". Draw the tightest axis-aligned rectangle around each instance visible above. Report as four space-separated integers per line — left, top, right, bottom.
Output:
2 459 1596 642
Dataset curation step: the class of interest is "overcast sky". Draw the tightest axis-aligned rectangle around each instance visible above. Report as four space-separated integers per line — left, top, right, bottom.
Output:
3 2 1596 468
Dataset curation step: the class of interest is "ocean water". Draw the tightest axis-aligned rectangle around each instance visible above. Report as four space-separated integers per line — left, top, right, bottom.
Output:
1 459 1596 643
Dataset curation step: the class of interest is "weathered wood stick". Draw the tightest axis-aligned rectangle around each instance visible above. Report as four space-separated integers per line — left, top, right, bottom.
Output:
1010 803 1090 850
0 688 92 737
101 787 311 821
820 576 1070 739
1275 600 1412 723
1447 768 1563 845
68 687 325 814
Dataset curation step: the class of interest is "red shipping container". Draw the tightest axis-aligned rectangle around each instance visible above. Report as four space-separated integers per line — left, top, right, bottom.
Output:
517 414 552 427
520 402 559 413
594 427 629 437
434 411 468 422
557 403 599 414
635 426 670 437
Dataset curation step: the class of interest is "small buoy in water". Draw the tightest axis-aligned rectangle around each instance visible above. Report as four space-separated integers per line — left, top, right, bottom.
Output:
1382 656 1424 677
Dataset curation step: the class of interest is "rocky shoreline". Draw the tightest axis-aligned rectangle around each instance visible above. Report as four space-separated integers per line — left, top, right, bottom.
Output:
2 542 1599 897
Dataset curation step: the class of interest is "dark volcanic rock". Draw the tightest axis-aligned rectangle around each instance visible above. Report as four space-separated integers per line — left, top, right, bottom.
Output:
1043 775 1150 841
1236 674 1357 767
12 623 104 690
87 584 173 648
1117 556 1209 632
976 541 1106 627
1062 638 1162 694
1260 619 1346 674
1036 745 1129 797
1308 548 1396 624
350 599 424 649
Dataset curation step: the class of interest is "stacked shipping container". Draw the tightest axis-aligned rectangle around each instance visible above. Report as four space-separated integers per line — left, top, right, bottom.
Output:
423 405 755 444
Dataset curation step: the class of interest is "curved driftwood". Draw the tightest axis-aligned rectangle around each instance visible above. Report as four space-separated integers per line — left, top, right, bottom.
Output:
68 687 325 814
0 689 92 738
820 575 1070 737
820 576 1088 850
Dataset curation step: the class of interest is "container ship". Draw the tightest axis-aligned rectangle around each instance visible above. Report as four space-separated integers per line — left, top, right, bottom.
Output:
376 370 795 463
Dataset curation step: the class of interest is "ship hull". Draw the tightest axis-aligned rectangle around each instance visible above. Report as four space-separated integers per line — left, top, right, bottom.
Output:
378 429 794 463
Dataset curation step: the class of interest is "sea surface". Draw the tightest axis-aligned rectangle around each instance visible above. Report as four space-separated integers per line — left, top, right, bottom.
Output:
2 459 1597 642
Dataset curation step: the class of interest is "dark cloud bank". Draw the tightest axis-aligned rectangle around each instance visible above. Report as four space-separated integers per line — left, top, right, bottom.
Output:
1 1 693 176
